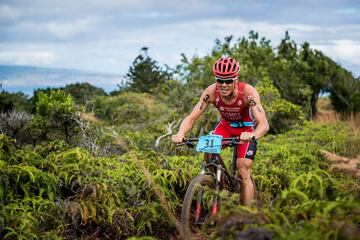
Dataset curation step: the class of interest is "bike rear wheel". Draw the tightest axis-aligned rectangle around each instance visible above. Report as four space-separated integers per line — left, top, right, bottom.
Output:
180 174 217 240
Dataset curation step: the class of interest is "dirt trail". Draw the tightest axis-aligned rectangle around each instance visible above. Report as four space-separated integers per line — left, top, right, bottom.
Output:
320 150 360 178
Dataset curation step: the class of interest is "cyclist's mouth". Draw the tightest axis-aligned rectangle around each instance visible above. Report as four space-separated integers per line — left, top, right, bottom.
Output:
220 88 230 94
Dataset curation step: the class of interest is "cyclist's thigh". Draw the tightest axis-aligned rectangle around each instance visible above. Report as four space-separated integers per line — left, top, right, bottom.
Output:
228 127 257 160
237 140 257 160
213 120 231 138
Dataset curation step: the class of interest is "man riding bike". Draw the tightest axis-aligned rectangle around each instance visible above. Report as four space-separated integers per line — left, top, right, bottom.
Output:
172 57 269 206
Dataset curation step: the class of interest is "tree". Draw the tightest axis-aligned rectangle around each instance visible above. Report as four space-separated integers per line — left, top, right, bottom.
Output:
328 67 360 115
63 82 107 105
121 47 171 93
256 74 305 133
0 111 31 143
31 90 77 143
0 90 31 113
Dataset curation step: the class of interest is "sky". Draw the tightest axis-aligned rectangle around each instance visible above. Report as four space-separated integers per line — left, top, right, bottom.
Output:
0 0 359 93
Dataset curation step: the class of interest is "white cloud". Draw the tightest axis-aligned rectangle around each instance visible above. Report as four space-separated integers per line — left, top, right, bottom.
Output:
124 18 322 45
7 0 218 19
313 40 360 75
115 18 359 76
0 4 22 20
1 3 359 78
44 17 99 39
329 40 360 61
0 51 56 65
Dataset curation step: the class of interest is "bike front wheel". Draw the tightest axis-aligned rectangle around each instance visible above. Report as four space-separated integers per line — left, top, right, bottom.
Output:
180 174 217 240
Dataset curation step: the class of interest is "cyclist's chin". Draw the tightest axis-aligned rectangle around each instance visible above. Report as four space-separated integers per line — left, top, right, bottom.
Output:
219 89 231 96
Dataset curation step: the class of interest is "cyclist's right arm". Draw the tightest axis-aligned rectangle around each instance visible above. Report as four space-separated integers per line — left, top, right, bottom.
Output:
172 85 215 143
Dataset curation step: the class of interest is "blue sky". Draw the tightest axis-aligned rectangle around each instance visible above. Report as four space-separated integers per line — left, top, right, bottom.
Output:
0 0 359 93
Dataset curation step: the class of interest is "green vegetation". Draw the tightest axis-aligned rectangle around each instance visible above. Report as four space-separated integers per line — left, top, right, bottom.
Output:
31 90 78 144
0 91 31 113
0 31 359 239
116 47 172 94
215 122 360 240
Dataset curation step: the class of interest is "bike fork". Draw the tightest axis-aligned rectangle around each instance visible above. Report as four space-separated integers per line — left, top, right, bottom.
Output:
210 164 222 224
194 167 207 223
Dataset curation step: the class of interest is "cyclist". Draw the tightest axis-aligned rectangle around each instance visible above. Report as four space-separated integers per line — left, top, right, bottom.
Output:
172 57 269 206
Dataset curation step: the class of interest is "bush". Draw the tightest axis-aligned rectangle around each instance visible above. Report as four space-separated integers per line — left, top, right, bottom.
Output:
257 74 305 133
0 111 32 145
31 90 78 143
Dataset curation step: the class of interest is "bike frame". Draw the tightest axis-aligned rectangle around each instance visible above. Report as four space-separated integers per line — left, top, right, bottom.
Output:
191 138 242 224
200 138 240 189
179 136 257 236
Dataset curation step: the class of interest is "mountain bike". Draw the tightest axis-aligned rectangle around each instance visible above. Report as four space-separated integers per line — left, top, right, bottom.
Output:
177 135 256 240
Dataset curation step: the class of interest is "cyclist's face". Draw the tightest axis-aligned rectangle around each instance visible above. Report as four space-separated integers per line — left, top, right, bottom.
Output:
216 77 236 96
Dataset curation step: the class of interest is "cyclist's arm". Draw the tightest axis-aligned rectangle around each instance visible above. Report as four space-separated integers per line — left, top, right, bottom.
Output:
172 86 214 143
243 84 269 140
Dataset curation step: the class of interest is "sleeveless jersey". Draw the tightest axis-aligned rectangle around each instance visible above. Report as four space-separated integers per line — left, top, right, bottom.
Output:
212 82 253 122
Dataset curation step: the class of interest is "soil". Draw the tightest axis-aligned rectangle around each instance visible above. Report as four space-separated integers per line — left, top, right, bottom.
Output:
320 150 360 178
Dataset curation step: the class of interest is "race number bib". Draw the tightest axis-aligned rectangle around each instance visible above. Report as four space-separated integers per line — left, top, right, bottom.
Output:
196 135 223 154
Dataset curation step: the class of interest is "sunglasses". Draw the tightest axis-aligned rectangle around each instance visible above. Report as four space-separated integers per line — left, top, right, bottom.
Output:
216 77 235 84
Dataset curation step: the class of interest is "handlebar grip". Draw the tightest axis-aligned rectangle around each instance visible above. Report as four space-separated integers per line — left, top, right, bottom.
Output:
175 138 195 148
185 141 195 148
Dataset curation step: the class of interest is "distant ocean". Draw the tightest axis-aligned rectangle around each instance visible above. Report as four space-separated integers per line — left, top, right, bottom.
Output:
0 65 123 96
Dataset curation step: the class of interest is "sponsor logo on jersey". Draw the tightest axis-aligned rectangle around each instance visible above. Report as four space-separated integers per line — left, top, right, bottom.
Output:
238 100 242 106
225 107 241 112
215 97 220 106
246 150 253 156
221 112 242 120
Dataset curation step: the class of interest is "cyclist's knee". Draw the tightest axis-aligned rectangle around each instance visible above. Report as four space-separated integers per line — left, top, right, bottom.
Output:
237 158 252 180
238 167 251 179
236 158 253 169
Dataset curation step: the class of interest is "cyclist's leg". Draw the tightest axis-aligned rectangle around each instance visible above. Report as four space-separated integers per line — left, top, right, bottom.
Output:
213 119 231 138
236 131 257 206
237 157 255 206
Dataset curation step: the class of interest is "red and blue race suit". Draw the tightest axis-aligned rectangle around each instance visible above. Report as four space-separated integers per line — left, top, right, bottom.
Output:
212 82 257 160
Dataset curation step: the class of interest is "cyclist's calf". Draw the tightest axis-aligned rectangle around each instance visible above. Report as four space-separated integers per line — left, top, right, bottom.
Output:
236 158 255 206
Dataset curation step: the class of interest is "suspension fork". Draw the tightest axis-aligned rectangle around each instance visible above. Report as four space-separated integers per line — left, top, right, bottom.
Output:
232 142 238 177
195 157 222 223
210 155 222 220
194 163 207 222
228 142 240 191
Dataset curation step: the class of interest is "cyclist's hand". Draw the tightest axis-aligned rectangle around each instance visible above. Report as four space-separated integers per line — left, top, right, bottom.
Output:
171 134 185 143
239 132 256 142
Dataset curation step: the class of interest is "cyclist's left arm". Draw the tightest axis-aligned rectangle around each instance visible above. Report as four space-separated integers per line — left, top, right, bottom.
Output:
244 84 269 140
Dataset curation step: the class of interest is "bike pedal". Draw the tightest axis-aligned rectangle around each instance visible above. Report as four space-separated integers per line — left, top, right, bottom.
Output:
195 218 217 227
195 216 206 225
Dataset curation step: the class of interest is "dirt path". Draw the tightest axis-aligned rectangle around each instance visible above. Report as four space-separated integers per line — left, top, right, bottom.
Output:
320 150 360 178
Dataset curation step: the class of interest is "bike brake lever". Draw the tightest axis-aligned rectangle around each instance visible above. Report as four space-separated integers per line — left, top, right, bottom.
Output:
185 141 195 148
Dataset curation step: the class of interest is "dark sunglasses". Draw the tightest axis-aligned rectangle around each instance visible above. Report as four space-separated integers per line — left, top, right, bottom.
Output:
216 77 235 84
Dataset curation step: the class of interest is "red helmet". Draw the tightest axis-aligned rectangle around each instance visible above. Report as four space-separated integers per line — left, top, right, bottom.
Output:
213 57 240 78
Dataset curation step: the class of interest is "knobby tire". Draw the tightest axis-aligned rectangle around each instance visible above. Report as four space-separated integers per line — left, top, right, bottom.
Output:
180 174 216 240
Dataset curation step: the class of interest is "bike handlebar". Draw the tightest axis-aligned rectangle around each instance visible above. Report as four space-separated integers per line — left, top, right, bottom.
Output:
176 136 255 148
